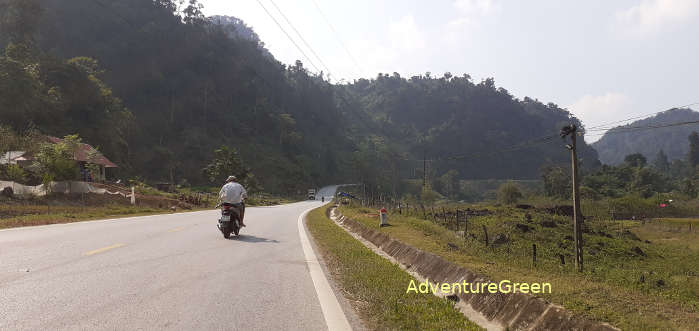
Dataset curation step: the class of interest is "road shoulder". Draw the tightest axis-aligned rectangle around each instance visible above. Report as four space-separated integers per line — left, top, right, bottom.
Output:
302 205 367 331
305 205 480 330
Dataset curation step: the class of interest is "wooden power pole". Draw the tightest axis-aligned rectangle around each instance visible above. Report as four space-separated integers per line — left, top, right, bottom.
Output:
561 124 583 272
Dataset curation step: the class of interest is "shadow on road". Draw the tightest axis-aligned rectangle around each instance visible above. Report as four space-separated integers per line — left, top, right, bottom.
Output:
230 234 280 243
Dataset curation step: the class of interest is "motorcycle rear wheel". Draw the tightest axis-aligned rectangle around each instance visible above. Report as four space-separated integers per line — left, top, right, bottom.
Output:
232 224 240 236
221 224 231 239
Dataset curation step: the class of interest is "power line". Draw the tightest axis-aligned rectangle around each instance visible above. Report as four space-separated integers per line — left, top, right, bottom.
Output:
267 0 335 81
399 132 560 163
585 120 699 139
587 119 699 132
309 0 364 79
255 0 322 74
408 117 699 166
441 134 560 161
445 118 699 160
583 102 699 131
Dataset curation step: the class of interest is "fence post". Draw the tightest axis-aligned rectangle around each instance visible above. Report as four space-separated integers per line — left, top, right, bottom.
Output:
456 210 460 231
532 243 537 266
455 210 459 230
442 207 448 227
464 214 468 236
482 225 489 247
131 186 136 205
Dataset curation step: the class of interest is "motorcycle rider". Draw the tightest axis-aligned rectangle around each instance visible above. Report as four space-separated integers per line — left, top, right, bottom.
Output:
219 175 247 227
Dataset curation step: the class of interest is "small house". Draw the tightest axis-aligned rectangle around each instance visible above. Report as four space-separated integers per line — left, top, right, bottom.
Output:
1 137 118 182
46 136 118 182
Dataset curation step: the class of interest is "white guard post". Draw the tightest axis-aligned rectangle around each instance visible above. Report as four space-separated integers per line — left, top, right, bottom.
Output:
379 207 388 227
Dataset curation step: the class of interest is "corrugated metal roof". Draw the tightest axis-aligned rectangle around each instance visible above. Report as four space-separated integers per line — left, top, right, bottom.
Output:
0 151 26 165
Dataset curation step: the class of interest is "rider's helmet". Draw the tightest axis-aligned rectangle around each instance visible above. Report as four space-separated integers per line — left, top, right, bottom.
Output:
226 175 237 182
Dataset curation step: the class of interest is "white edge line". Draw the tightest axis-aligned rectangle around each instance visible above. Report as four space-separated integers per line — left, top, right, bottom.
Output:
297 206 352 331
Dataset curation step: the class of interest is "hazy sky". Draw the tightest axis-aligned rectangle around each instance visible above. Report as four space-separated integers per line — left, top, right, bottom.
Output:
198 0 699 142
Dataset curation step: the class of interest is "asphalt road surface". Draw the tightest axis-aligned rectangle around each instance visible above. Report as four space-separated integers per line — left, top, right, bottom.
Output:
0 186 355 330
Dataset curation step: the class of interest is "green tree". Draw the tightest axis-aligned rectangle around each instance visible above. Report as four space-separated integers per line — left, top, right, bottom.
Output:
202 146 258 191
278 114 303 148
541 165 570 199
84 148 104 181
497 181 522 204
629 167 665 198
652 149 669 172
5 164 26 183
0 125 19 156
681 178 697 199
181 0 204 25
624 153 647 168
689 131 699 168
0 0 41 46
33 134 81 188
438 169 460 199
420 187 440 205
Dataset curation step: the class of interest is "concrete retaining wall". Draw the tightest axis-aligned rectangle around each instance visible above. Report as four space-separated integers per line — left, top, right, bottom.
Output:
0 181 128 197
331 206 617 331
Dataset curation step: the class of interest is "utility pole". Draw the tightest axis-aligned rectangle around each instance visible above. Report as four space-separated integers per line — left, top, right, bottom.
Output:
561 124 583 272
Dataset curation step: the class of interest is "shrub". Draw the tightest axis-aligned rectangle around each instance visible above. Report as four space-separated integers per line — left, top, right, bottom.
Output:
497 181 522 204
5 164 26 183
420 187 440 205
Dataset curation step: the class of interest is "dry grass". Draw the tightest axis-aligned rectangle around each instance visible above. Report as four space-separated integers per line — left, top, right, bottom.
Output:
0 204 174 229
0 193 204 229
339 203 699 330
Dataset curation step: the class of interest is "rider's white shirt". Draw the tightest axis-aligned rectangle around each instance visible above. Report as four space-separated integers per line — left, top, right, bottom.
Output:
219 182 247 204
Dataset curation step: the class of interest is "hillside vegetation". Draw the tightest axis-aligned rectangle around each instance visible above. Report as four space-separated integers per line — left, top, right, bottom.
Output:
592 108 699 165
1 0 599 195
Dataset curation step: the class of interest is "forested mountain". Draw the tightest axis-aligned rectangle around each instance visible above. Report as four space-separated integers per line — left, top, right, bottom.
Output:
0 0 600 195
343 74 599 182
2 0 353 193
592 108 699 165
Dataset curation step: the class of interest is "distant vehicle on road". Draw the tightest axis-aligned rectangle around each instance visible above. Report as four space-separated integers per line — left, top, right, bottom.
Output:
308 189 316 200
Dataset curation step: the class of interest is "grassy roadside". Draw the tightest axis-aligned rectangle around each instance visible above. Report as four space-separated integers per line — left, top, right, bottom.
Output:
306 206 482 330
0 188 302 230
0 204 209 229
338 204 699 330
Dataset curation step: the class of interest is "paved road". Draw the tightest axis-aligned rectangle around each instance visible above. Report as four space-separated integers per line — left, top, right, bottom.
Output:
0 186 350 330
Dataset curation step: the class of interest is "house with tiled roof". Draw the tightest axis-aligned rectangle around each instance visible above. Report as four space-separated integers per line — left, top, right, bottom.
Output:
1 137 117 182
46 136 117 181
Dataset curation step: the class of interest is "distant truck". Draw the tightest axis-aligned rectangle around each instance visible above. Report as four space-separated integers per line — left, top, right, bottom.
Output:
307 189 316 200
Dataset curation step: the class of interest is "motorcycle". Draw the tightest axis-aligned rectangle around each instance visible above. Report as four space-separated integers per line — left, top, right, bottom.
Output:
216 203 242 238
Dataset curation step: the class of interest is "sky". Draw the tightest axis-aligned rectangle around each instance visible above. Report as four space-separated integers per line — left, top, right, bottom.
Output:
198 0 699 142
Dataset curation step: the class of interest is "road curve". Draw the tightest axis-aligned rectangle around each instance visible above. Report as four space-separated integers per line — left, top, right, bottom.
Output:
0 188 351 330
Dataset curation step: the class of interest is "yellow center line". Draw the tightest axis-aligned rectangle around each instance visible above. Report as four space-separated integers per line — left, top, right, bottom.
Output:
168 226 186 233
83 243 125 256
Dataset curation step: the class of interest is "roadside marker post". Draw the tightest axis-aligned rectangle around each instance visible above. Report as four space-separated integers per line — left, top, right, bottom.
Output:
379 207 388 227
